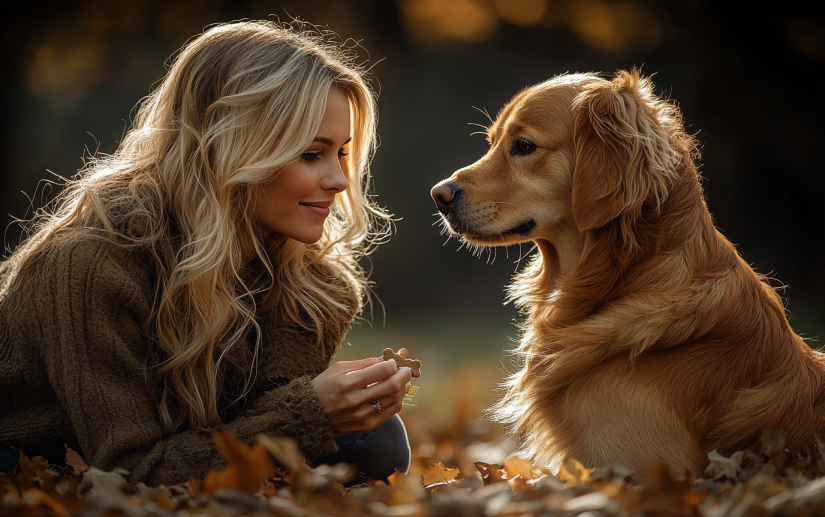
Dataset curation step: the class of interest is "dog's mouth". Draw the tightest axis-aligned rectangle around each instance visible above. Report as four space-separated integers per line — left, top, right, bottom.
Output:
443 215 537 243
504 219 536 235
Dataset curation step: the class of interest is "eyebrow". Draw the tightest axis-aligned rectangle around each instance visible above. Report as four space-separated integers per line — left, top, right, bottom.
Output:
488 122 521 144
313 136 352 146
507 124 523 137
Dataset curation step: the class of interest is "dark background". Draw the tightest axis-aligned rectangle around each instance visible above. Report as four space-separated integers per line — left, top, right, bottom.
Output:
3 0 825 341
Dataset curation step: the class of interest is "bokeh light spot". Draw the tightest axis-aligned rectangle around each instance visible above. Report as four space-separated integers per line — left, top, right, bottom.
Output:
25 36 107 109
494 0 547 27
400 0 498 43
439 0 498 42
566 0 655 52
400 0 443 21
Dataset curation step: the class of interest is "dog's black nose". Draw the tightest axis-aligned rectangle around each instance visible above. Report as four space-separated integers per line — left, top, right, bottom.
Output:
431 183 461 214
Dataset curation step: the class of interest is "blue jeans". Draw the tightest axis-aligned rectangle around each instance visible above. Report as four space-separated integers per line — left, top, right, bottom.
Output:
0 446 20 474
313 414 410 484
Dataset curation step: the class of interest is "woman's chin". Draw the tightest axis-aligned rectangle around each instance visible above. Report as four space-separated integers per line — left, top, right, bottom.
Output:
286 228 324 244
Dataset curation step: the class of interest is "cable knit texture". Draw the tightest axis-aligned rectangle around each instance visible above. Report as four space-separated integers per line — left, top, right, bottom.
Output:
0 237 345 487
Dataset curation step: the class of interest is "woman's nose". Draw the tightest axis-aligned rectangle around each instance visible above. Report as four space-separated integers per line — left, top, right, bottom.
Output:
322 162 349 192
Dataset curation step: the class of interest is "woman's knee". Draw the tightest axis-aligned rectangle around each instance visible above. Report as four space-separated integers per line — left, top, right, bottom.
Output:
316 414 411 482
370 415 411 473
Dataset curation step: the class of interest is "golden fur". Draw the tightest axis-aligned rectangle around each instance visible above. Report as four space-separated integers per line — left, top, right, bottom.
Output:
431 70 825 479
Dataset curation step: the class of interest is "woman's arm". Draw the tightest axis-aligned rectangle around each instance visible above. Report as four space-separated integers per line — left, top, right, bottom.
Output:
125 376 338 487
33 239 338 487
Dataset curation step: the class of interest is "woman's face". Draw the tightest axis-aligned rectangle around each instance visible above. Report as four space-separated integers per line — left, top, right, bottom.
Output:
256 88 351 243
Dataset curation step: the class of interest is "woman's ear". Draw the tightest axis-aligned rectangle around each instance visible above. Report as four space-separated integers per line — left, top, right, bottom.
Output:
571 70 680 235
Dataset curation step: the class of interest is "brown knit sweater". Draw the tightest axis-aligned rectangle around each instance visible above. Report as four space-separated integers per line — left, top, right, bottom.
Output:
0 237 345 487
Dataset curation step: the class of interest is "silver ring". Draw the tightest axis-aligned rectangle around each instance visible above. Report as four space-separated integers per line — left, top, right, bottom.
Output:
373 399 384 413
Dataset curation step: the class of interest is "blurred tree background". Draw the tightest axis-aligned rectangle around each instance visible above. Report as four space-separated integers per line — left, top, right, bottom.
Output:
2 0 824 414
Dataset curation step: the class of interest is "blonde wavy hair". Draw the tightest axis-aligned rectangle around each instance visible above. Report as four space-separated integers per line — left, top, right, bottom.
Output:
6 21 390 432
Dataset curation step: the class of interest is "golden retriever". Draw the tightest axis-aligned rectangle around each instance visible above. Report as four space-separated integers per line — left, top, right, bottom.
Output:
430 70 825 480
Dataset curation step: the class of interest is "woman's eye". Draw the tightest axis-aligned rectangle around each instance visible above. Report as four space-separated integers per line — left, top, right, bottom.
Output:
511 138 537 156
301 152 321 162
338 147 349 158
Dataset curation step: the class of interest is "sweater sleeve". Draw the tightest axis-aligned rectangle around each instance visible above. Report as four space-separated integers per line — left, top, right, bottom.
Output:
35 240 337 487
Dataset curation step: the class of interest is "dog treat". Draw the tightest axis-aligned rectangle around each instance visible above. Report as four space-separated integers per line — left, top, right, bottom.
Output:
383 348 422 378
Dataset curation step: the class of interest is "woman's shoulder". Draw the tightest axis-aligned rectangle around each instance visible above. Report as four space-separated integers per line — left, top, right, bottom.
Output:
2 233 156 308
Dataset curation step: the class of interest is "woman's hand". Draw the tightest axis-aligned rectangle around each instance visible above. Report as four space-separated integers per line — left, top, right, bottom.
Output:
312 348 413 434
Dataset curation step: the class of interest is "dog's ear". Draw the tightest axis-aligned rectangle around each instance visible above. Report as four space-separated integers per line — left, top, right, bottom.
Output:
571 70 681 239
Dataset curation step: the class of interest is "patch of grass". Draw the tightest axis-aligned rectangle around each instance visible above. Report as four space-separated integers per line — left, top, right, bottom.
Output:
337 313 520 419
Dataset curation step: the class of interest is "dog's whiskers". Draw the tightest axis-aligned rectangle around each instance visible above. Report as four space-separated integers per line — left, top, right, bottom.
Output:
471 105 493 125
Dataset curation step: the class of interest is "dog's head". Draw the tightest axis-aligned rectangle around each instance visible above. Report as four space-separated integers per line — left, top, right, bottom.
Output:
431 70 687 259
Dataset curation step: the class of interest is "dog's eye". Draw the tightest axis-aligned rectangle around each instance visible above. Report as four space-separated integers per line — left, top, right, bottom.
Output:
511 138 537 156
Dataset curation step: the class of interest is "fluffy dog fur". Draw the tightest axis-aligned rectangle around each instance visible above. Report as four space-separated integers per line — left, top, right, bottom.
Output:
431 70 825 480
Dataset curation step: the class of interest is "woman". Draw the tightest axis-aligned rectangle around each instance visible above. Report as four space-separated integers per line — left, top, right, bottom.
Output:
0 21 412 487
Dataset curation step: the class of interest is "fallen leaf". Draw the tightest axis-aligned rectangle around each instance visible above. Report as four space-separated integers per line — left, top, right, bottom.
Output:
474 462 507 485
65 447 89 476
21 488 71 517
257 434 306 472
387 470 404 485
13 453 59 491
508 475 530 493
504 455 534 481
421 462 459 487
558 458 595 486
591 463 634 484
705 449 743 480
198 431 273 494
77 466 128 495
389 472 425 505
638 462 705 515
562 490 610 512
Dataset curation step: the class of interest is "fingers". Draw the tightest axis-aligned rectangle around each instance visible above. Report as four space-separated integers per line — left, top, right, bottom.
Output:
361 366 412 403
398 348 408 357
344 358 398 387
362 393 404 425
376 400 403 419
376 386 407 411
333 370 410 432
332 356 384 373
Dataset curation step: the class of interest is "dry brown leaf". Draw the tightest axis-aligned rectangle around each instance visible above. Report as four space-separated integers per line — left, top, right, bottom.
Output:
421 462 459 487
475 461 507 485
558 458 595 486
639 462 706 515
13 453 60 491
508 475 531 493
198 431 273 494
21 487 72 517
705 449 743 480
387 470 404 485
257 434 306 472
504 455 534 481
389 472 425 505
65 447 89 476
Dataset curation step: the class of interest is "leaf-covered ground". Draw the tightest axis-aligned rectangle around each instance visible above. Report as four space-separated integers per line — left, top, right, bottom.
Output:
5 400 825 517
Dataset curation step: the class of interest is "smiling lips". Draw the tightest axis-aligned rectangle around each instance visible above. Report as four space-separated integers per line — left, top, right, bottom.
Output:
300 200 334 217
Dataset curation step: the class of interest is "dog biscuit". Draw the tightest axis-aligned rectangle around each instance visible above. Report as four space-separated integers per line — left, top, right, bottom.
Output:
382 348 422 378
